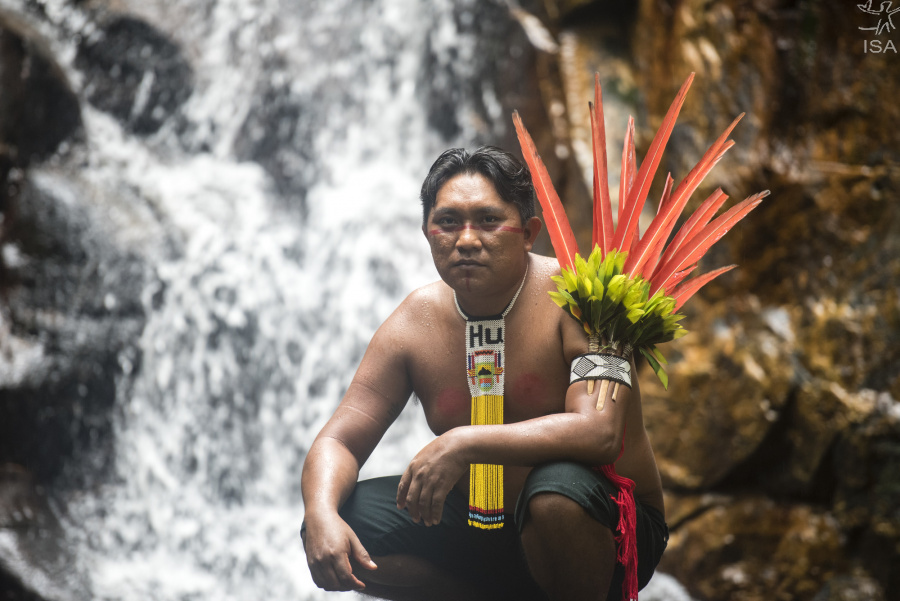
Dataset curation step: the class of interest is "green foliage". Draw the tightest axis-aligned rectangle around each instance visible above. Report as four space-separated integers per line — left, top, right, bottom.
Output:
550 247 687 388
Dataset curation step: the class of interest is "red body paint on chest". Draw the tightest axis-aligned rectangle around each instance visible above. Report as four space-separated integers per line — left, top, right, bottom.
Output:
509 373 549 410
435 388 470 419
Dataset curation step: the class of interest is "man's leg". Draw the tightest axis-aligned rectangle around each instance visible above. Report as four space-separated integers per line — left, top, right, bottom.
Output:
340 476 515 601
519 492 616 601
353 554 492 601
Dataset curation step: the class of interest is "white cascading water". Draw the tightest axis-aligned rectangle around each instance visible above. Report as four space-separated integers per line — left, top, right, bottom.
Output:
0 0 691 599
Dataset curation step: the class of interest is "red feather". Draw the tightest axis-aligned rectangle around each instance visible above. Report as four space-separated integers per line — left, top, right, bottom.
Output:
660 264 697 295
628 114 741 278
590 74 614 256
653 188 728 277
613 73 694 255
651 190 769 294
512 111 579 270
671 265 737 310
626 173 674 277
618 116 635 227
639 174 674 276
656 173 675 216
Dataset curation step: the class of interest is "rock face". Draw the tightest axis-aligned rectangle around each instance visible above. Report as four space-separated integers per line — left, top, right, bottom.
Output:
542 1 900 599
0 2 149 508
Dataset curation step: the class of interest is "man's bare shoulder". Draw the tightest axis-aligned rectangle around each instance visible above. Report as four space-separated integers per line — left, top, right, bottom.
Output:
529 253 562 283
380 280 457 339
394 280 452 316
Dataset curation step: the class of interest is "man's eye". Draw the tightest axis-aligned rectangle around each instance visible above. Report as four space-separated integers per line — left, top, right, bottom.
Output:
483 215 500 223
437 217 457 227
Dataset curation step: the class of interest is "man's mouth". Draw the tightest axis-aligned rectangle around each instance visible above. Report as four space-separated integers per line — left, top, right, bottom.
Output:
454 260 484 267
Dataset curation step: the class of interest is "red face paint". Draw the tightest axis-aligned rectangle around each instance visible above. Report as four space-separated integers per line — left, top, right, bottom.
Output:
427 224 525 237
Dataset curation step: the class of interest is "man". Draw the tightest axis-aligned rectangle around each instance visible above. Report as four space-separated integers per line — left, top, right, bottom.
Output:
301 146 668 600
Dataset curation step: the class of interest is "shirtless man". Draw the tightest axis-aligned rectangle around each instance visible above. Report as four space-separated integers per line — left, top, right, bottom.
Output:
301 146 668 601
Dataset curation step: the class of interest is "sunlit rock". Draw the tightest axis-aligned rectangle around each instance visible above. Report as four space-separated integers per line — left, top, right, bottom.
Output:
643 300 795 490
661 494 844 601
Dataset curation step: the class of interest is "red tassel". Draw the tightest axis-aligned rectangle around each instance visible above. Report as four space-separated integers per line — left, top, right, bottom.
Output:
595 431 639 601
598 463 638 601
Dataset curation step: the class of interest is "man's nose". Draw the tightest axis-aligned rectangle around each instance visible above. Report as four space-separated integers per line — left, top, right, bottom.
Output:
455 224 483 250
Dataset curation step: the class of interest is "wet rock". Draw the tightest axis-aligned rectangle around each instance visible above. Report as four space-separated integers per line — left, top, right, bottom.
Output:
74 14 193 135
661 494 844 601
548 0 900 599
831 412 900 595
0 11 82 167
0 172 148 485
642 300 795 490
0 464 87 601
813 574 887 601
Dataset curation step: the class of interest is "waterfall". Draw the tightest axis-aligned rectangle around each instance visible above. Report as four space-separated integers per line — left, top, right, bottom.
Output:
0 0 489 598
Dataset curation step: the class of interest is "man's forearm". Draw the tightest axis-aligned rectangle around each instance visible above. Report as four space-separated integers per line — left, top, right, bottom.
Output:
450 409 623 468
301 436 362 518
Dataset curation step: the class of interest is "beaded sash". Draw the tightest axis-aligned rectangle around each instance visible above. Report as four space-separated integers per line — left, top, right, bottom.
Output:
453 267 527 529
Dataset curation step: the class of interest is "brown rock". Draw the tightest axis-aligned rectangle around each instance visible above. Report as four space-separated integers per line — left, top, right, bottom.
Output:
813 574 887 601
643 299 795 490
661 494 844 601
547 1 900 598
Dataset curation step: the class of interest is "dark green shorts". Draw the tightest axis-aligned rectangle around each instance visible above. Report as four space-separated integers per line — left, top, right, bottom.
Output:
335 461 668 601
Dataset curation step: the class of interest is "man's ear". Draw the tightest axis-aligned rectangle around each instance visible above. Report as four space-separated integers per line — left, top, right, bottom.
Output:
522 216 542 251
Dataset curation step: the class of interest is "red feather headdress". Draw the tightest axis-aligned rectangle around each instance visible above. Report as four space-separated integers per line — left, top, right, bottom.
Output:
513 73 769 388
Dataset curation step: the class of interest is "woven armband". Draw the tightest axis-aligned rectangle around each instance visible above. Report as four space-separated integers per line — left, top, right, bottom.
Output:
569 353 632 388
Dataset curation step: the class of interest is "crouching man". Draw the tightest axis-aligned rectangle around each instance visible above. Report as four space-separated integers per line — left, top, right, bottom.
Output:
301 146 668 600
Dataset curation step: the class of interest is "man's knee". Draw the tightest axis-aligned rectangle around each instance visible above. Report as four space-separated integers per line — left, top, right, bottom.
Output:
523 491 592 532
521 492 617 597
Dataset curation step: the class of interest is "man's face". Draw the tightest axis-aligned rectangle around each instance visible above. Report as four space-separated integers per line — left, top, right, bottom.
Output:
424 172 540 298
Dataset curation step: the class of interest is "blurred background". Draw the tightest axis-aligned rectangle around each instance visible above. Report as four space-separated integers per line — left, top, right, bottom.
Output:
0 0 897 600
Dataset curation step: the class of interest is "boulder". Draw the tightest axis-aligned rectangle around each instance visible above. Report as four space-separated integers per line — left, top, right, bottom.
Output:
74 13 193 135
0 11 82 167
662 493 845 601
0 173 148 485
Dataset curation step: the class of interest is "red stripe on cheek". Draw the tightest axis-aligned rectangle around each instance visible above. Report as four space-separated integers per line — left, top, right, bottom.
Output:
427 225 524 236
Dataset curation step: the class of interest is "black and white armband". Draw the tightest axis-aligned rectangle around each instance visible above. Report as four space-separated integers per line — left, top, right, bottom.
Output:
569 353 632 388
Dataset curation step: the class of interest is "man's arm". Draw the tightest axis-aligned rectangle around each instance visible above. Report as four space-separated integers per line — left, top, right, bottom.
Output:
301 301 414 592
397 312 634 525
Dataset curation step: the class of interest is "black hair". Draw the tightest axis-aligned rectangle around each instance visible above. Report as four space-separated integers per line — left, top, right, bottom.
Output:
420 146 536 226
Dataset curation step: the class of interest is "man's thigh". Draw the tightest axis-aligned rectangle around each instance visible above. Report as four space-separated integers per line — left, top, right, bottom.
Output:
340 475 545 600
516 462 669 591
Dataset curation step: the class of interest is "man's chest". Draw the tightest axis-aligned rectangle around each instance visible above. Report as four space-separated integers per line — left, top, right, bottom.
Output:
406 320 569 434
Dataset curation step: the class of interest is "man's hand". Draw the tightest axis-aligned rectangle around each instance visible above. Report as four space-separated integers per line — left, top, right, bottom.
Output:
303 513 377 592
396 431 468 526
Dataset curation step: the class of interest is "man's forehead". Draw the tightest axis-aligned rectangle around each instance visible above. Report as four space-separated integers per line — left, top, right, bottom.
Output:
434 173 508 205
437 172 500 195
